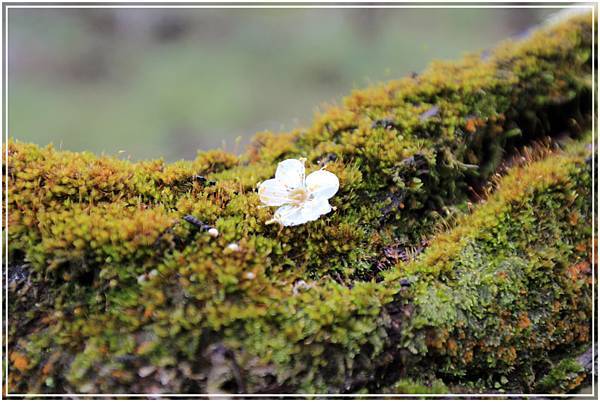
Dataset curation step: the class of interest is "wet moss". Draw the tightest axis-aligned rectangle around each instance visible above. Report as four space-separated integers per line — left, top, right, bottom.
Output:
4 13 594 395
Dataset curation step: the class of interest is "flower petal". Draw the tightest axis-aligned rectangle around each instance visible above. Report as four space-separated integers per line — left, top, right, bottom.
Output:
270 198 333 227
258 179 292 206
275 159 305 190
305 169 339 200
301 198 332 222
272 204 307 227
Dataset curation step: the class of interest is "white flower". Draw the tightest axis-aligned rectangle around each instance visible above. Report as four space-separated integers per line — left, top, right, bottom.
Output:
258 158 339 227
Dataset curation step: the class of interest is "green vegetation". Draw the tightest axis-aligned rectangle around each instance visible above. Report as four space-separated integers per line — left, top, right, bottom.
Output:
536 357 587 393
5 13 593 394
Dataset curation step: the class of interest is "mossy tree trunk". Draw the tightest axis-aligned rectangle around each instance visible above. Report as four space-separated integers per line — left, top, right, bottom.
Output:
4 13 595 395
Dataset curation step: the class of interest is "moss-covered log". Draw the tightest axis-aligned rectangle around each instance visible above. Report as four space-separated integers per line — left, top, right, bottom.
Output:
4 13 594 395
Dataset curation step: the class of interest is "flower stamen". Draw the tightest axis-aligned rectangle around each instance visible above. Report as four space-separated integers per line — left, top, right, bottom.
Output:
289 188 308 205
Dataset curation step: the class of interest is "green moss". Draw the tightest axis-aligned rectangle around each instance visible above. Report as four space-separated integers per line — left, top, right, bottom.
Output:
387 378 449 394
5 13 594 395
6 13 592 283
535 358 586 393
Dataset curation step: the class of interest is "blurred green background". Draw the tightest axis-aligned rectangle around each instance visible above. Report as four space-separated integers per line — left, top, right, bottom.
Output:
8 8 555 161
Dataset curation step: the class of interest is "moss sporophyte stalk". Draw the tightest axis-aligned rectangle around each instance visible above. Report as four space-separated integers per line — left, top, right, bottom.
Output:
5 13 594 394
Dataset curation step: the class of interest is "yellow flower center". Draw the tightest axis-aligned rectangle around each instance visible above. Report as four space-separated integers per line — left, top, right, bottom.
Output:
289 188 308 205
